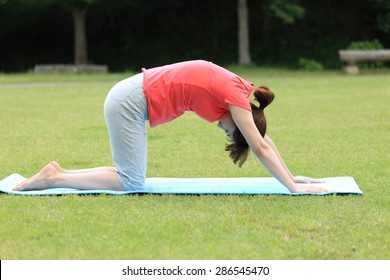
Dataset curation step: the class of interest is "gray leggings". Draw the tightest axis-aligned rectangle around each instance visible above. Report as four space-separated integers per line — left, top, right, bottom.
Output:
104 73 148 190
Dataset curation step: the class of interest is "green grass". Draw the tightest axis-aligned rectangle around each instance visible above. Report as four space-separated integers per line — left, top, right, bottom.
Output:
0 69 389 260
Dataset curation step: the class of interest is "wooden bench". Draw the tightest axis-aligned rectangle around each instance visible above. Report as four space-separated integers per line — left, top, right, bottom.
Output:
338 49 390 74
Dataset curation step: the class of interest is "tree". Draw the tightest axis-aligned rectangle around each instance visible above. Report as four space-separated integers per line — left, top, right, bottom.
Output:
262 0 305 46
45 0 95 65
13 0 95 65
267 0 305 24
237 0 305 66
371 0 390 34
67 0 93 65
238 0 251 65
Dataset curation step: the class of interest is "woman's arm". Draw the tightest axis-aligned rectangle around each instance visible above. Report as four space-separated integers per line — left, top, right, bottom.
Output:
263 135 293 179
228 104 327 193
264 135 324 184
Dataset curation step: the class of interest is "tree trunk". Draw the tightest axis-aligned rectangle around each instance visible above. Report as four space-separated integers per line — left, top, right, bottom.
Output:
71 7 88 65
238 0 251 65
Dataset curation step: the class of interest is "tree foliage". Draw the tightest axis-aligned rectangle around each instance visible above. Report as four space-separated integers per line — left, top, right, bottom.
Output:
267 0 305 24
0 0 388 72
371 0 390 33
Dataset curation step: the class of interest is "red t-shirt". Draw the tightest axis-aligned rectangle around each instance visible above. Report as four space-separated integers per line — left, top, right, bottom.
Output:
142 60 253 127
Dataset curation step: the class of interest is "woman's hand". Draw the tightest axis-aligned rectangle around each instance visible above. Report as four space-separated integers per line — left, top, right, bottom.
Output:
292 176 325 184
291 184 330 194
291 177 329 193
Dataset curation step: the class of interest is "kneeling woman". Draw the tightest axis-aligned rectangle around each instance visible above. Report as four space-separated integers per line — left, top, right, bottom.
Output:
14 60 327 194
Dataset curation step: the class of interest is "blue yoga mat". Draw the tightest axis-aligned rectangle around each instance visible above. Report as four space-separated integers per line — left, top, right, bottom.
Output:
0 173 362 196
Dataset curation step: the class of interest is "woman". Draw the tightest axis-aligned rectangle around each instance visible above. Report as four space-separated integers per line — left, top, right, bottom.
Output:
13 60 327 193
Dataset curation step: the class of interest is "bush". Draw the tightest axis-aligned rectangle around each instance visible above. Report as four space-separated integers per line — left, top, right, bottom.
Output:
347 39 385 69
298 58 324 71
347 39 384 50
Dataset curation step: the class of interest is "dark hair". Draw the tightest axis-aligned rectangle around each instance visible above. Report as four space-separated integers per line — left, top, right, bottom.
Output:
225 85 275 167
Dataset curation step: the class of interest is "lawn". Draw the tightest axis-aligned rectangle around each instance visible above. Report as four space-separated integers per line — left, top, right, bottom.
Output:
0 68 389 259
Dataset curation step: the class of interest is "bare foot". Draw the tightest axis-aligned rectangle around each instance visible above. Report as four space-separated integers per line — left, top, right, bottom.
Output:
49 161 66 173
13 163 59 191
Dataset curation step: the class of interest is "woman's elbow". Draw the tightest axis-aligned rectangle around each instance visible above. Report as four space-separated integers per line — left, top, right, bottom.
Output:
252 142 271 158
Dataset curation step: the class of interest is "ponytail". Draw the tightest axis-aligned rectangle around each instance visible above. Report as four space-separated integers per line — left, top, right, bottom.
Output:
253 85 275 110
225 85 275 167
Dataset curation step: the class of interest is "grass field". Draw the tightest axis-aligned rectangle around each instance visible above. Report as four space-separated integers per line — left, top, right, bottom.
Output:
0 68 389 260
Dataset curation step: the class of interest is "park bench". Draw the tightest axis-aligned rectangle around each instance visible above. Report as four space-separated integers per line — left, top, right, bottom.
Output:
338 49 390 74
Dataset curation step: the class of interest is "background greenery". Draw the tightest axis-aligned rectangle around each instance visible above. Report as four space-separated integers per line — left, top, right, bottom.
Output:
1 0 390 72
0 68 389 259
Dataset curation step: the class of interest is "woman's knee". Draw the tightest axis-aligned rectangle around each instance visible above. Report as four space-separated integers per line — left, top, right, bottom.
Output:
116 171 145 191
